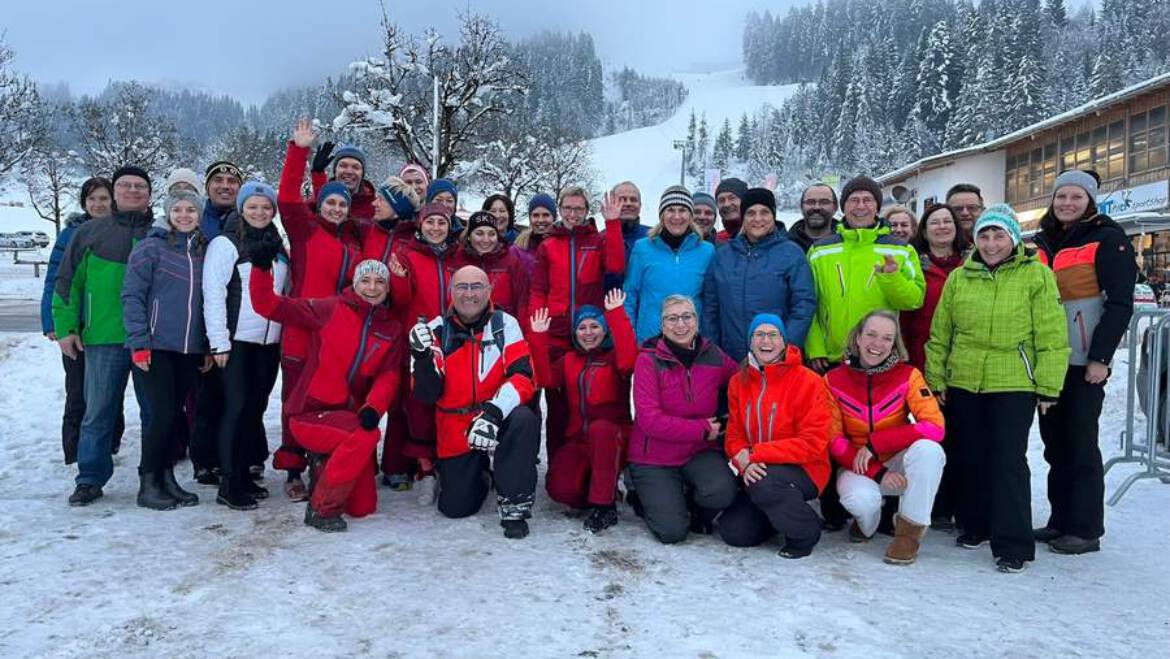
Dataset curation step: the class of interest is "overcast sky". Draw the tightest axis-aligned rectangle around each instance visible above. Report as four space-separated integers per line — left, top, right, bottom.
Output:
3 0 793 106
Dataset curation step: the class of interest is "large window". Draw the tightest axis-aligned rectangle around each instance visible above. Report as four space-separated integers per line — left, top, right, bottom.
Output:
1130 106 1168 175
1006 141 1059 204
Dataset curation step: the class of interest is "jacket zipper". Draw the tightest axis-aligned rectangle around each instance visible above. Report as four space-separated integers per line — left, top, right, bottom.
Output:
150 299 159 334
436 255 448 317
336 242 351 294
578 365 590 434
866 373 875 434
346 307 375 385
1018 342 1037 386
767 402 776 441
1074 310 1088 351
836 263 846 297
753 367 768 444
184 237 194 352
569 233 578 325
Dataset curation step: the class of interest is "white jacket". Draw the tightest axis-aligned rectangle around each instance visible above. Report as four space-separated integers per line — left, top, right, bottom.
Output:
202 235 289 352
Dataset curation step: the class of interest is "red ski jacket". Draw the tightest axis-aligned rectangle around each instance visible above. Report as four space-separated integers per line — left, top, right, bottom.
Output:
311 170 377 221
361 219 415 267
250 266 402 418
389 235 457 328
530 306 637 438
278 142 363 359
451 243 530 320
412 308 536 458
529 218 624 346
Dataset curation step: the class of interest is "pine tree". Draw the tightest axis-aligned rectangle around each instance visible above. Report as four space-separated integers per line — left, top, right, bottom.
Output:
735 113 751 162
914 21 958 137
696 113 710 173
712 118 734 169
1046 0 1068 27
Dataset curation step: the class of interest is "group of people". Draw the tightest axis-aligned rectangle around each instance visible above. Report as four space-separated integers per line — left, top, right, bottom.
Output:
40 120 1136 573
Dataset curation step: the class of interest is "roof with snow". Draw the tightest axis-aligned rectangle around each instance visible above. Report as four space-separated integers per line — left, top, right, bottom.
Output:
876 70 1170 185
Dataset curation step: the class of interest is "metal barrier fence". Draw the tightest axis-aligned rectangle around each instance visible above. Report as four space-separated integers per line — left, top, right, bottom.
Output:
1104 308 1170 505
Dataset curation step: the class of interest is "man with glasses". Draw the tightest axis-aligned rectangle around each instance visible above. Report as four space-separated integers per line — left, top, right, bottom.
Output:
529 185 625 467
804 176 925 531
788 183 841 253
53 166 157 506
411 266 541 539
945 183 985 242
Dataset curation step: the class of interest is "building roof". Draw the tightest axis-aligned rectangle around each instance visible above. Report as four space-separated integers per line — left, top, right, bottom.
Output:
876 71 1170 185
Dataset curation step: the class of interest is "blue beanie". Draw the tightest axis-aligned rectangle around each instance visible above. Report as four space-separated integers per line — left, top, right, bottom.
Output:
572 305 611 351
236 181 277 213
426 178 458 203
692 191 717 213
332 145 366 172
378 183 417 220
528 193 557 219
748 313 786 340
318 180 352 207
973 203 1022 247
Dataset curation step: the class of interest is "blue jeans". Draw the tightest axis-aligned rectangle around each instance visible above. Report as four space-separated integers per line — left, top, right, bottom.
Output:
76 345 149 487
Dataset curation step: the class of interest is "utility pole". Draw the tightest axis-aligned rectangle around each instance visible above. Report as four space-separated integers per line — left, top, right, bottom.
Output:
432 76 440 179
672 139 688 186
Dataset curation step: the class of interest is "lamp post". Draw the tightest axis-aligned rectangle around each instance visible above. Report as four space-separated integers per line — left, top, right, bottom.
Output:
672 139 688 186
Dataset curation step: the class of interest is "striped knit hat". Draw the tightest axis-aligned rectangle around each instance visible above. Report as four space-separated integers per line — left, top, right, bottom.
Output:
658 185 694 215
353 259 389 283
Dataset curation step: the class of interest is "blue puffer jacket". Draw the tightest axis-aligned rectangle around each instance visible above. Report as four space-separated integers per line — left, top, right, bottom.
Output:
121 226 208 354
41 213 88 335
701 229 817 362
623 232 714 343
603 221 650 290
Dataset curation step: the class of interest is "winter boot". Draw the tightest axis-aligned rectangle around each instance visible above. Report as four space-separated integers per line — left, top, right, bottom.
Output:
1033 526 1063 544
137 469 179 511
304 504 347 533
240 477 269 500
216 477 258 511
584 505 619 534
931 515 956 532
501 519 530 539
415 473 438 505
848 520 871 543
284 476 309 502
382 473 413 491
249 464 265 481
778 544 814 559
68 484 103 507
193 465 220 486
956 532 989 549
160 466 199 507
1049 534 1100 555
884 515 927 565
996 557 1026 573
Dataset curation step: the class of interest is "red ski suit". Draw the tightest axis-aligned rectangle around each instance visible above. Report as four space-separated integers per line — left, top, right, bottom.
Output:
250 266 402 517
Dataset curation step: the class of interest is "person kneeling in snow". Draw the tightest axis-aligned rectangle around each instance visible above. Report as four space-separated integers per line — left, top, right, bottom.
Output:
410 266 540 539
825 310 946 565
249 256 403 532
530 289 638 534
719 314 832 559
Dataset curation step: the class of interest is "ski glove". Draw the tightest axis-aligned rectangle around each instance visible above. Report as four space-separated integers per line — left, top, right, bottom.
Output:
311 142 336 173
408 321 434 354
358 406 381 431
467 403 503 452
132 349 151 367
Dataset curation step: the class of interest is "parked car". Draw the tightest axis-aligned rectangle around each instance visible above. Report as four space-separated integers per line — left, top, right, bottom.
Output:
15 231 50 248
0 233 34 248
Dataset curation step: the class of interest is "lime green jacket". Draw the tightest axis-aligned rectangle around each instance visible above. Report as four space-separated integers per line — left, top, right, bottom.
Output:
925 246 1070 398
804 223 924 361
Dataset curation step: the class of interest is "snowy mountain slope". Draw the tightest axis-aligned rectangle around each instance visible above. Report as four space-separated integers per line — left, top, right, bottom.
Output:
589 70 799 211
0 330 1168 657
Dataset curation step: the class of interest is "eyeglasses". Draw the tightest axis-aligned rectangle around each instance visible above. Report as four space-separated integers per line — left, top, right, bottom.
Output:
453 283 487 293
802 199 835 207
115 182 149 191
847 197 877 207
752 330 782 341
559 205 587 215
662 312 696 325
953 204 984 215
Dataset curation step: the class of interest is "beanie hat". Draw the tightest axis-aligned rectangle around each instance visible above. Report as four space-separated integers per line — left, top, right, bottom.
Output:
165 168 200 193
973 203 1022 247
353 258 390 284
741 188 776 216
466 210 499 235
692 191 717 214
332 145 367 172
205 161 244 187
164 190 205 222
748 312 786 341
378 181 418 221
715 177 748 200
840 176 883 211
572 305 612 352
528 193 557 219
398 162 430 185
112 165 152 191
1053 169 1099 204
236 181 278 213
426 178 458 203
658 185 694 215
418 203 450 222
318 181 352 207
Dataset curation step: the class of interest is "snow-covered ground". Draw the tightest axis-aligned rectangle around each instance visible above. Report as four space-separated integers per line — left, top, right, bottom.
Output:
2 316 1168 657
589 70 801 223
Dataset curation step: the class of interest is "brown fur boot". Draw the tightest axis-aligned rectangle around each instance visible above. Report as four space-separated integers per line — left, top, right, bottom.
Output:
884 514 926 565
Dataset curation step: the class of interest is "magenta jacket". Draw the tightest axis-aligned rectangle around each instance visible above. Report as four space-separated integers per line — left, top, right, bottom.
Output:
629 336 739 467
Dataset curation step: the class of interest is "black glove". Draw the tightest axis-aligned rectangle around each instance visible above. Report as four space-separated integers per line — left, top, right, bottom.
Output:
248 236 280 271
311 141 336 174
358 406 381 431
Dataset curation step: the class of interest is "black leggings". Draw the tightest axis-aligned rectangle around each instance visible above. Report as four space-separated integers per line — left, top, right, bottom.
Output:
135 351 201 473
216 342 281 482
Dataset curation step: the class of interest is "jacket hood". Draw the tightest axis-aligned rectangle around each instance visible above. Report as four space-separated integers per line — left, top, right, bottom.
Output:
729 226 788 253
745 342 805 373
548 219 600 238
647 334 715 364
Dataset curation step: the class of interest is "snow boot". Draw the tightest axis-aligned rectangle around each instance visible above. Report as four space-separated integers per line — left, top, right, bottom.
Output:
848 520 871 543
240 477 269 500
996 557 1026 573
304 504 347 533
68 484 103 507
415 473 437 506
216 478 258 511
884 515 926 565
501 519 529 539
193 465 220 486
160 466 199 507
383 473 413 491
931 515 956 532
1033 526 1063 544
137 469 179 511
1049 534 1100 555
778 544 813 559
956 533 988 549
249 465 265 481
584 505 619 534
